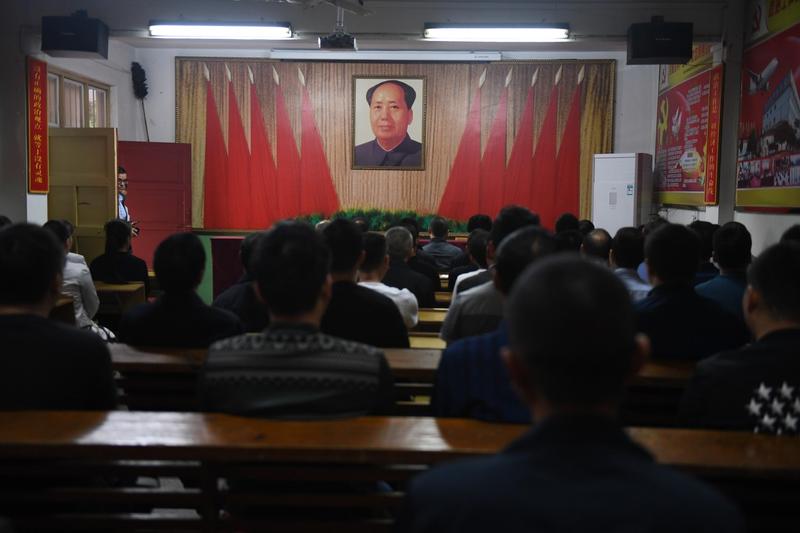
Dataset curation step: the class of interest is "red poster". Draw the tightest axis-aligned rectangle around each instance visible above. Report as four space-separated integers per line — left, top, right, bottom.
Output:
27 57 48 194
654 65 723 204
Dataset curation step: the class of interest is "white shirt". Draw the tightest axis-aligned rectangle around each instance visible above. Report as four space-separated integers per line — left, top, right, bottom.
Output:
62 253 100 328
452 268 487 301
358 281 419 329
614 268 652 303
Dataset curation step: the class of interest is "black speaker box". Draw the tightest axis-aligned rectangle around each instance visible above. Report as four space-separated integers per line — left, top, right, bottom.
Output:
41 15 109 59
627 18 692 65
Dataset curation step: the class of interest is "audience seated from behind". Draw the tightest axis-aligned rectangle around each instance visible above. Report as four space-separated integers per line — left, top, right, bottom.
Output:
42 220 114 340
448 229 489 292
358 231 419 329
0 215 11 229
781 224 800 244
635 224 748 360
695 222 751 321
382 226 436 308
689 220 720 286
441 205 539 342
0 224 116 410
580 228 611 266
399 218 441 290
577 218 594 235
200 221 394 418
681 242 800 433
89 219 149 293
422 216 463 270
212 232 270 332
554 212 579 234
636 216 669 283
554 229 583 253
403 256 744 533
610 227 651 302
320 219 409 348
118 233 243 347
433 226 556 423
450 214 492 269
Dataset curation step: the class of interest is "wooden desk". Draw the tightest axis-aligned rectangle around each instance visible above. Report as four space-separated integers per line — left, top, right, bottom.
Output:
0 411 797 532
412 307 448 333
409 333 446 349
434 291 452 306
49 295 75 325
94 281 146 314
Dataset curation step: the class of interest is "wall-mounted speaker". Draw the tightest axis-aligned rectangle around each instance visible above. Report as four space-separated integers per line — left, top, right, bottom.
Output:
627 16 692 65
41 14 109 59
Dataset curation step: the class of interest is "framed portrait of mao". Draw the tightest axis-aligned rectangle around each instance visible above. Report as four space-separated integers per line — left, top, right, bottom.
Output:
352 76 426 170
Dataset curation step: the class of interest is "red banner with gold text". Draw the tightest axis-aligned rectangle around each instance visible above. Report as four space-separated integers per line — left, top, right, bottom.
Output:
27 57 48 194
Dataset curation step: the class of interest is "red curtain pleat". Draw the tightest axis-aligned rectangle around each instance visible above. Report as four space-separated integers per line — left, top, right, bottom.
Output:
203 80 228 229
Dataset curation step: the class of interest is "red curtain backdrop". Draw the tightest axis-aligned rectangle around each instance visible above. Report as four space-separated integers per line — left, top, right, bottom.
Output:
480 85 508 216
249 79 279 228
274 82 302 220
202 78 227 229
300 78 340 216
504 82 535 206
529 84 559 229
555 81 583 220
226 75 252 229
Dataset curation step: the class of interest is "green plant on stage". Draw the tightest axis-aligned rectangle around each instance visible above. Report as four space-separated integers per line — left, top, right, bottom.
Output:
295 209 468 233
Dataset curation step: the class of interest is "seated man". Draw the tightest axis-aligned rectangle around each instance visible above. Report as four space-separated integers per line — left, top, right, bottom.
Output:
442 206 539 342
450 214 492 269
422 216 462 270
610 226 651 302
213 232 270 332
681 242 800 433
635 224 748 360
0 224 116 409
403 256 744 533
382 226 436 308
580 228 612 266
689 220 720 286
320 219 409 348
448 229 488 292
432 226 556 423
358 231 419 329
119 233 243 347
400 218 440 290
90 219 149 294
695 221 751 321
200 222 394 417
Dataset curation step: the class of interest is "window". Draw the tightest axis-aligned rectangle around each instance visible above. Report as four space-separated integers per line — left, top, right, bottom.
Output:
47 68 110 129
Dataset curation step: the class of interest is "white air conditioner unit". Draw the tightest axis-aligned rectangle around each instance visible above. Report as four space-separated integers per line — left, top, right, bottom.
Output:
591 153 654 235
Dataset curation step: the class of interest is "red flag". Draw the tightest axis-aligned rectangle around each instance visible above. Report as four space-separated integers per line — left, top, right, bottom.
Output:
249 74 279 228
274 72 301 219
299 74 340 216
226 68 252 229
555 74 583 219
438 73 483 220
504 81 536 206
530 82 559 229
203 76 228 229
480 82 509 216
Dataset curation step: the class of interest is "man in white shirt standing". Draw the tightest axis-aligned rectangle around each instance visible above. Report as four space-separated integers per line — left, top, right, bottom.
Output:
358 231 419 329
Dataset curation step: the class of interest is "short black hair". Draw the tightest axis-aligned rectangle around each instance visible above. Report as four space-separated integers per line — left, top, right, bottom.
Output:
104 219 132 254
154 233 205 293
0 224 65 306
61 219 75 237
582 228 612 263
713 222 751 270
254 222 330 316
0 215 11 229
641 216 668 238
322 218 363 273
555 213 579 233
366 80 416 109
241 232 266 275
467 214 492 233
43 219 70 244
429 216 448 238
577 219 595 235
466 229 489 268
352 217 369 233
507 255 636 407
645 224 699 284
611 227 644 269
495 226 556 294
554 229 583 253
118 166 127 174
361 232 387 273
780 224 800 244
748 242 800 322
688 220 718 262
490 205 540 247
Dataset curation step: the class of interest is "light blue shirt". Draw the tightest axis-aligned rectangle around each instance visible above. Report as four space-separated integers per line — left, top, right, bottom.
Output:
614 268 652 302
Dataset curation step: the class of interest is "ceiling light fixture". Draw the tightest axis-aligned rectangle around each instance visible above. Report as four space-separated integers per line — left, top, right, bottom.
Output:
423 23 570 42
148 21 293 40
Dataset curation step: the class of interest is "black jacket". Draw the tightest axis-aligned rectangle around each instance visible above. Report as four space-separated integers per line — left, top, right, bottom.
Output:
321 281 409 348
212 275 270 333
383 259 436 308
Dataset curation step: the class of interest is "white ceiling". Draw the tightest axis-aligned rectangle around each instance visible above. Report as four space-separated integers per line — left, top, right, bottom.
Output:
17 0 729 51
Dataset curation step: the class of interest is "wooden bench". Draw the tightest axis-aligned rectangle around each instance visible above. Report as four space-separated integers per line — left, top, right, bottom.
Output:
0 411 797 532
410 308 448 333
434 291 452 307
95 281 146 314
408 332 446 349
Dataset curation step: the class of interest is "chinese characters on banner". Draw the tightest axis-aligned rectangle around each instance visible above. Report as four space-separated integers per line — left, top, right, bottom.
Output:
27 57 49 194
654 44 723 206
736 0 800 208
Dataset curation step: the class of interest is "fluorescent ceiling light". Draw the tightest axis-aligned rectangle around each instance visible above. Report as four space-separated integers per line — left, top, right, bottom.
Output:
424 24 570 42
149 22 292 40
269 50 501 61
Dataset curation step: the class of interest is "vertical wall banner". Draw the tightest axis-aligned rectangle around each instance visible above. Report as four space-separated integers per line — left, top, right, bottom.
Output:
27 57 49 194
654 45 723 206
737 0 800 208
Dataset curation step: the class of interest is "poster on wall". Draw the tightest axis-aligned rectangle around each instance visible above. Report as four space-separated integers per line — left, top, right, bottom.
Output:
27 57 48 194
654 44 723 206
737 0 800 208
